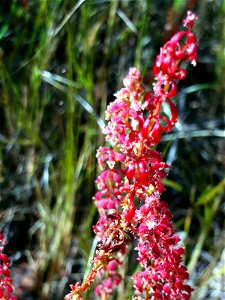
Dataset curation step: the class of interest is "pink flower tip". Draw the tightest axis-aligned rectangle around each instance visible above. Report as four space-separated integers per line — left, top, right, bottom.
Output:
183 11 198 29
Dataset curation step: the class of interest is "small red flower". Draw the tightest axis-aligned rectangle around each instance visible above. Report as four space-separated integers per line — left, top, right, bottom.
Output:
0 231 17 300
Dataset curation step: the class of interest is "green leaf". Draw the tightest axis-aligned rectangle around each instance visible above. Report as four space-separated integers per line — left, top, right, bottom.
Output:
163 178 183 192
196 178 225 206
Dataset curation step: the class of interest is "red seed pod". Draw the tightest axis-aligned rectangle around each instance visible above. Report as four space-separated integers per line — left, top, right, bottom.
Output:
0 253 10 265
140 118 151 139
138 161 149 184
155 180 165 193
3 283 13 294
151 162 169 171
151 243 162 259
166 81 177 98
151 119 162 145
160 115 173 132
166 98 179 126
126 164 135 180
144 91 153 102
160 55 175 75
0 265 10 277
186 32 197 62
124 198 135 223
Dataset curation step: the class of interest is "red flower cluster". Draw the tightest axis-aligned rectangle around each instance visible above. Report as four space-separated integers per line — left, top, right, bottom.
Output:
95 260 122 299
132 197 192 299
0 231 17 300
64 11 197 300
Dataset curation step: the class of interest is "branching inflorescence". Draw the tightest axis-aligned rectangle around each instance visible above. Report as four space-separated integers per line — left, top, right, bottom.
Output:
65 11 197 300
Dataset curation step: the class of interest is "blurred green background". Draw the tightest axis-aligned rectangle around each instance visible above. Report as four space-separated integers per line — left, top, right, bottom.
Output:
0 0 224 299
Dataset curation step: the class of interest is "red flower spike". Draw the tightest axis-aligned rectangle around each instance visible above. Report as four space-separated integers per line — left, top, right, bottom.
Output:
64 11 197 300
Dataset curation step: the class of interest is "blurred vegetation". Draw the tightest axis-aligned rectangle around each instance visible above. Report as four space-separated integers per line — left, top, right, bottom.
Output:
0 0 224 299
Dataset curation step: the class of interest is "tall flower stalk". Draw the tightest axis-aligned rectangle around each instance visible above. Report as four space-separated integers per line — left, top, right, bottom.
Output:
65 11 197 300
